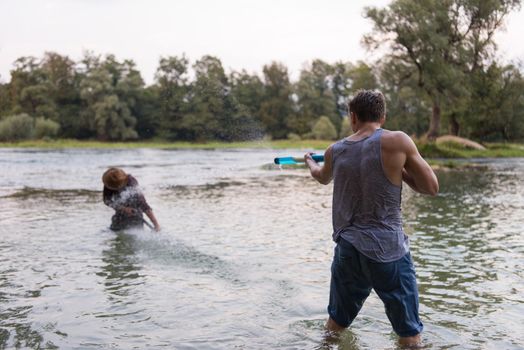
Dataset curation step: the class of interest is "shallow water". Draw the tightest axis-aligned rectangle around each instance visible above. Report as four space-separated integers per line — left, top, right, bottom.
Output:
0 148 523 349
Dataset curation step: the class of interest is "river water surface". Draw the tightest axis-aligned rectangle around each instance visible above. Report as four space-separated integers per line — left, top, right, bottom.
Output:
0 148 523 349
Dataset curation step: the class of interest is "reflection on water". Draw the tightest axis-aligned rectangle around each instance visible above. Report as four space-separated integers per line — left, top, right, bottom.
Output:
98 233 145 298
403 165 524 349
0 148 523 349
1 187 100 201
0 268 56 349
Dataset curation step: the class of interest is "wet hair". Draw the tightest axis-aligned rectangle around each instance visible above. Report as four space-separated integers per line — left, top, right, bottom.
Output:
348 90 386 122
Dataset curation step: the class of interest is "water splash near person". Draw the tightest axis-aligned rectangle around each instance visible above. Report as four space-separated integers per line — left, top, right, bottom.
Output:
102 167 161 232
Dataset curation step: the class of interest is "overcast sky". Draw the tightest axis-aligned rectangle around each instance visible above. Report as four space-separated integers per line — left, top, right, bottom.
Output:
1 0 523 84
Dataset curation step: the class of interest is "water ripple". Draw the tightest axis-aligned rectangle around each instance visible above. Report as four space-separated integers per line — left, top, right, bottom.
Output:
0 150 523 349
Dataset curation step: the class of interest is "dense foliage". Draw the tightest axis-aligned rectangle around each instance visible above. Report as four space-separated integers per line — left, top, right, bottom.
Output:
364 0 523 140
0 1 522 142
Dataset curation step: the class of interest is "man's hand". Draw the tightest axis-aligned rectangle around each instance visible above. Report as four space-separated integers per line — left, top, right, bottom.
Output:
144 209 161 233
304 152 315 165
305 146 334 185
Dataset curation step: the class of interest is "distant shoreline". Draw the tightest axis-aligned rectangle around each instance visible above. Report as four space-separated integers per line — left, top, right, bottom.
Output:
0 139 331 150
1 139 524 159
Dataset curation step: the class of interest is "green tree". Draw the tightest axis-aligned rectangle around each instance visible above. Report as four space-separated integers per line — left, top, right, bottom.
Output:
185 56 261 141
0 82 11 117
183 55 228 141
0 114 34 141
40 52 83 138
348 62 379 92
379 59 430 136
34 117 60 139
155 55 190 140
332 62 353 117
312 116 337 140
465 63 524 140
364 0 521 139
229 70 264 123
291 59 338 135
6 53 85 139
228 70 266 140
259 62 294 139
134 85 161 139
79 53 143 140
9 56 57 120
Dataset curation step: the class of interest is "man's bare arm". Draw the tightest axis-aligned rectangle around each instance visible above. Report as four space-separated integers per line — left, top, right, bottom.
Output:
402 136 439 196
144 209 161 232
402 169 423 193
305 145 334 185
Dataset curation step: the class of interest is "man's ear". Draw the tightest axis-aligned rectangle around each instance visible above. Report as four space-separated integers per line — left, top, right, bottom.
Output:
350 112 357 124
380 115 386 126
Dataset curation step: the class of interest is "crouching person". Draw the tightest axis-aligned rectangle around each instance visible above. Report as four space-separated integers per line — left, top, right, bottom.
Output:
102 167 160 232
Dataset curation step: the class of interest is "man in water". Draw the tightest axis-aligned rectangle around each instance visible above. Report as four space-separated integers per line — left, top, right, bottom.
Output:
102 167 161 232
305 90 438 347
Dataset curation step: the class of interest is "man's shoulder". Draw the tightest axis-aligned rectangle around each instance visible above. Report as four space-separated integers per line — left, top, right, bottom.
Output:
381 129 410 139
381 129 412 149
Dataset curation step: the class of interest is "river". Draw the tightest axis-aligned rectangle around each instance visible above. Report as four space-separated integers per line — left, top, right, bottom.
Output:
0 148 523 349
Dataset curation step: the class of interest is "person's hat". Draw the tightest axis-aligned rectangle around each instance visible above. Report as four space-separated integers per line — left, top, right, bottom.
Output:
102 168 128 190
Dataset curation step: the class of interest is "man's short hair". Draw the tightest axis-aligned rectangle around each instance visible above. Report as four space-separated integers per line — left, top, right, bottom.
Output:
348 90 386 122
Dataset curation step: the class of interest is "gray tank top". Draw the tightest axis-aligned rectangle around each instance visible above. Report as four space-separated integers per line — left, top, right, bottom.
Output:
332 128 409 262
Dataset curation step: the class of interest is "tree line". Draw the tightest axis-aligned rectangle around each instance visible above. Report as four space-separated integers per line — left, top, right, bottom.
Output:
1 0 523 142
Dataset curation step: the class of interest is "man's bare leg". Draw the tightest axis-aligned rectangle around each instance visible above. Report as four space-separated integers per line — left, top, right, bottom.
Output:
398 334 422 348
321 317 346 347
325 317 346 332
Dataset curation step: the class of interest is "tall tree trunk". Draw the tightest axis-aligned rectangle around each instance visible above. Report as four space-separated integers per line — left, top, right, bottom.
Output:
449 113 460 136
426 96 440 140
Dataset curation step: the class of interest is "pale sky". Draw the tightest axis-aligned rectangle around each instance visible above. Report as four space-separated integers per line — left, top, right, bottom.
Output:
1 0 523 84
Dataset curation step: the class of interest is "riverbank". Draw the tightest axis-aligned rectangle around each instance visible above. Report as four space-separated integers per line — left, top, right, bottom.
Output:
1 138 524 158
418 141 524 158
0 139 330 150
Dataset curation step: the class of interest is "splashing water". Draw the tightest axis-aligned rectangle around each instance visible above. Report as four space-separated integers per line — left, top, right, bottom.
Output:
107 185 146 207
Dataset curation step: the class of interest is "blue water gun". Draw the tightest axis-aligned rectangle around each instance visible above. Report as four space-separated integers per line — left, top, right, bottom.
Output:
274 154 324 165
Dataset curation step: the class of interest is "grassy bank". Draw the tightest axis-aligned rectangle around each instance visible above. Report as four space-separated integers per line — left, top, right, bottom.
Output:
417 141 524 158
1 138 524 158
0 138 331 150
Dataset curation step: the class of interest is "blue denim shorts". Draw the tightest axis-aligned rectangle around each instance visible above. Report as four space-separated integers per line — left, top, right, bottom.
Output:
328 238 423 337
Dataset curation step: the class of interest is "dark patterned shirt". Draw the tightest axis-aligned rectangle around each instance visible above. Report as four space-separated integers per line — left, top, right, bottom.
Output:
103 175 151 229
